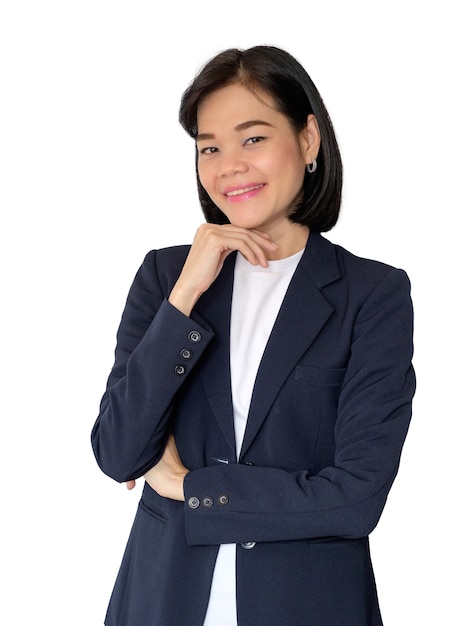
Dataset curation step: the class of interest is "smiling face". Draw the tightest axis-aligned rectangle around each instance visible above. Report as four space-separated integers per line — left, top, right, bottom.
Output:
196 83 319 245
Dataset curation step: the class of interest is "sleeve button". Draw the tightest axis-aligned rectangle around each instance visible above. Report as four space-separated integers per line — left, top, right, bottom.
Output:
188 497 200 509
174 364 186 375
188 331 202 343
240 542 256 550
218 494 229 506
180 349 192 360
202 496 213 508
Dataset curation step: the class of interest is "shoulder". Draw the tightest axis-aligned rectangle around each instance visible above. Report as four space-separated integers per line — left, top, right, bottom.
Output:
127 245 190 297
305 232 411 298
143 244 191 265
337 240 411 293
335 240 405 278
143 245 190 275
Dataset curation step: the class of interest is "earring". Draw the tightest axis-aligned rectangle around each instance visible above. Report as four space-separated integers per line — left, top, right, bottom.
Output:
306 158 317 174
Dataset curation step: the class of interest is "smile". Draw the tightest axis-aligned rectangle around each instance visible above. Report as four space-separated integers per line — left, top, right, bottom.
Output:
225 184 264 197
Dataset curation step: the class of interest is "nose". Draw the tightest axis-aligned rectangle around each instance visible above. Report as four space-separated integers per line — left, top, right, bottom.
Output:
218 148 248 177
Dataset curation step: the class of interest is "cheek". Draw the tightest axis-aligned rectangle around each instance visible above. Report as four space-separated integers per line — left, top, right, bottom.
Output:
197 162 214 194
282 151 306 190
264 143 304 178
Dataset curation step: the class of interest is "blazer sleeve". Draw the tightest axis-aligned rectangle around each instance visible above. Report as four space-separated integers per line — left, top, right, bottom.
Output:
183 267 415 545
91 250 215 483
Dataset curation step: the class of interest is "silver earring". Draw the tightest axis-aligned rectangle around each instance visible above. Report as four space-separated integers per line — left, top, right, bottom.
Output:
306 158 317 174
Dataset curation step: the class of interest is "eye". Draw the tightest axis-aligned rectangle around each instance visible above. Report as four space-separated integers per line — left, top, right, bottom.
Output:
198 146 218 155
244 136 266 146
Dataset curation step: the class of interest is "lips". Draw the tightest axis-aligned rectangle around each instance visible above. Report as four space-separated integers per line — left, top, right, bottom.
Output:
225 184 264 198
224 184 264 197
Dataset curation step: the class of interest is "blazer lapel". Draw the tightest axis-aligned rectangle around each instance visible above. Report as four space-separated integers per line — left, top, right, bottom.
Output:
239 232 341 460
193 253 237 457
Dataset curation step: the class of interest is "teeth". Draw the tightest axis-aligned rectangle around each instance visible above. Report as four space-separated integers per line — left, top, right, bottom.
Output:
226 185 263 197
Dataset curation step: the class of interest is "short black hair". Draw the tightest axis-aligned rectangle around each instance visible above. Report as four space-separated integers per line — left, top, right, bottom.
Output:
179 45 342 233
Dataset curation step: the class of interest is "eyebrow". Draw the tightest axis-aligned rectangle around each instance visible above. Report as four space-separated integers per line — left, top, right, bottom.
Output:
196 119 274 142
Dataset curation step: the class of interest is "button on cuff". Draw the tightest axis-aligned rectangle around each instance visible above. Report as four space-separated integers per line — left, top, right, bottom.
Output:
188 330 202 343
240 542 256 550
188 497 200 509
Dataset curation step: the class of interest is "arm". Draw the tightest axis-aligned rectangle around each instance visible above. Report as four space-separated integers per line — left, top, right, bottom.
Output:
92 225 278 483
144 434 188 500
91 251 215 483
183 268 415 545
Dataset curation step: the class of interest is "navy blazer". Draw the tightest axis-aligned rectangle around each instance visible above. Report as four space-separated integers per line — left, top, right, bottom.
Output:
92 231 415 626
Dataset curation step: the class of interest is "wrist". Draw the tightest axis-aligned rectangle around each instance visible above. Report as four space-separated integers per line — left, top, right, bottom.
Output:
169 283 201 317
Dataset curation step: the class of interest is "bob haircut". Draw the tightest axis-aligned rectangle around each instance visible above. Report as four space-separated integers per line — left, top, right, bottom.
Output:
179 45 343 233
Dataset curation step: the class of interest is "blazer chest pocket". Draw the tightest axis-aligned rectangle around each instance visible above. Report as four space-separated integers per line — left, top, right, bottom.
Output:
295 365 347 386
292 366 347 466
292 365 347 423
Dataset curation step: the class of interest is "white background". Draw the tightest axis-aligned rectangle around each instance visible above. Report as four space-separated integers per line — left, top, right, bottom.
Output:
1 1 451 624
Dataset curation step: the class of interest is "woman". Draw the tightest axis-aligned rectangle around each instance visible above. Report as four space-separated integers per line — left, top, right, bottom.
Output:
91 45 415 625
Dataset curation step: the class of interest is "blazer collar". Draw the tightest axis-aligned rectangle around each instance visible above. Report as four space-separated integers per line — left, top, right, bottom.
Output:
194 232 342 460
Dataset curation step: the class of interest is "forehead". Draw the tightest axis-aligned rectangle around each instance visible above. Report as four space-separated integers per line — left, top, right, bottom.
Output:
197 83 282 132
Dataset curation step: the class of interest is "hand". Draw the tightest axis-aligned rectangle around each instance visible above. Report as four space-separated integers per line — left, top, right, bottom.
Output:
143 434 189 501
169 223 278 316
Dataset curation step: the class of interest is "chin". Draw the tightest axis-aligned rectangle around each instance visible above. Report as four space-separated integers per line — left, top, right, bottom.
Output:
229 218 263 230
224 211 265 230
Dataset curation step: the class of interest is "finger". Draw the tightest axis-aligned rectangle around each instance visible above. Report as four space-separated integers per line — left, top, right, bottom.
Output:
202 226 278 266
232 233 278 267
126 480 136 490
198 223 277 252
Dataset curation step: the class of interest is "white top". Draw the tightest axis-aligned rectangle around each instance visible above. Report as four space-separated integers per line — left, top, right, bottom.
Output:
203 249 304 625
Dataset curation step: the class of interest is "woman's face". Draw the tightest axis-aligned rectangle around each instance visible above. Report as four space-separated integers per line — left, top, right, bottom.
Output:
196 83 317 235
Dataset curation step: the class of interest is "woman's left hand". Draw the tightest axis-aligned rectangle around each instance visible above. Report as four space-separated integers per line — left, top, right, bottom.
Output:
140 434 188 501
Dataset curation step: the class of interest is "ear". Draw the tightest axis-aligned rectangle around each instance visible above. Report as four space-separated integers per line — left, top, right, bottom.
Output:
298 114 321 165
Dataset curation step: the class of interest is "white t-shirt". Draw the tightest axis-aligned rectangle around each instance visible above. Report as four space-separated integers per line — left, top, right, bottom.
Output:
203 249 304 625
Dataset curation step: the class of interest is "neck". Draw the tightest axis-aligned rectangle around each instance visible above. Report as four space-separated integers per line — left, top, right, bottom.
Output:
266 223 309 260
